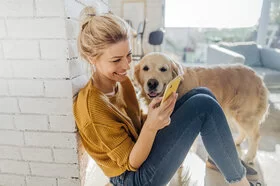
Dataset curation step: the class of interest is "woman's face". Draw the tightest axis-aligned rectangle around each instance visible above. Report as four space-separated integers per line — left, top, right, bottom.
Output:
93 39 132 83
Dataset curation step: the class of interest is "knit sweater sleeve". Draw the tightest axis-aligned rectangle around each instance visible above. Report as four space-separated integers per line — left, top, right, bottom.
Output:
82 122 138 172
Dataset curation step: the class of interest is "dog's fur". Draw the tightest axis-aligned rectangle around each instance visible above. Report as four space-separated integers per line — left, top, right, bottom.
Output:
134 52 269 163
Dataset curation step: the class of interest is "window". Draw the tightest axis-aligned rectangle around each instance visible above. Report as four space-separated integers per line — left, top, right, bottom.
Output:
165 0 263 28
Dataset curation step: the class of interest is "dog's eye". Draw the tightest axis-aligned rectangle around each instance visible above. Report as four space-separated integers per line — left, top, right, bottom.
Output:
143 66 149 71
160 67 167 72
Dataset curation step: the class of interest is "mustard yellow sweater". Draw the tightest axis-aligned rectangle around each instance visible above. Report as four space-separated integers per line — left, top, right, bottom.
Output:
73 77 145 177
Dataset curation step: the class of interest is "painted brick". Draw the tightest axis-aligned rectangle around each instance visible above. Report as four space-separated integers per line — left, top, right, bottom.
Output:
0 174 25 186
12 60 69 78
30 162 79 177
0 19 7 38
49 115 76 132
0 160 29 175
44 80 72 98
0 62 13 78
0 130 24 146
0 97 19 113
26 176 57 186
21 147 52 162
0 42 3 59
0 0 33 17
9 79 44 96
40 40 67 59
58 178 80 186
18 98 72 114
3 40 39 59
36 0 64 17
14 115 48 131
24 132 77 148
7 18 66 38
0 145 21 160
0 115 14 129
53 148 78 163
0 79 9 96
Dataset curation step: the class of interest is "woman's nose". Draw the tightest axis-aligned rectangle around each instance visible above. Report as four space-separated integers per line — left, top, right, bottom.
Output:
122 58 131 70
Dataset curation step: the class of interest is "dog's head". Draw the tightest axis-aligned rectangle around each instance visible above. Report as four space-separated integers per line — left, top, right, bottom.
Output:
134 52 184 100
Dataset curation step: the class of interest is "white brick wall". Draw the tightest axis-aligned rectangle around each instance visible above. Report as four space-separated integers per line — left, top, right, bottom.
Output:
0 0 86 185
49 115 77 132
14 115 48 130
0 160 30 174
0 97 19 113
0 79 9 95
36 0 65 17
0 115 15 129
58 178 81 186
0 42 4 59
26 176 57 186
0 0 34 17
21 147 53 162
0 19 7 38
7 18 66 38
24 132 77 148
44 80 73 98
53 148 78 163
40 40 67 59
9 79 44 96
3 40 40 59
0 130 24 145
0 145 21 159
29 162 79 177
0 174 26 186
0 0 112 185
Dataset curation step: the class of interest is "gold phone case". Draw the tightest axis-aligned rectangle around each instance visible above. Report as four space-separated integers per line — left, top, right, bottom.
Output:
161 76 181 105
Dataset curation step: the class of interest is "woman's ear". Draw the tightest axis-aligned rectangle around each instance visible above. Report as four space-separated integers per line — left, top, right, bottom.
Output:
88 56 97 65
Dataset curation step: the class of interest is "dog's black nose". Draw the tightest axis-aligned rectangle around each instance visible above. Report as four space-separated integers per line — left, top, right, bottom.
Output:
147 79 159 90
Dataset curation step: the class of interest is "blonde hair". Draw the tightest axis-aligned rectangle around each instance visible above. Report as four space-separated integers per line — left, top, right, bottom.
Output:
77 6 130 62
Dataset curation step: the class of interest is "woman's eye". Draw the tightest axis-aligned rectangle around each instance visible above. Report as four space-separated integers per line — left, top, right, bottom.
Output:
113 59 121 62
160 67 167 72
127 53 132 57
143 66 149 71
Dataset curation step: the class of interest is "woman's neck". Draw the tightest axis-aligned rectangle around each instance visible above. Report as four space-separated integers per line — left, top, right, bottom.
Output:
92 73 117 94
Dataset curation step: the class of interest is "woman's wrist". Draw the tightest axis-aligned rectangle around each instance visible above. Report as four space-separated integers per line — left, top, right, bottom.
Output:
142 120 158 133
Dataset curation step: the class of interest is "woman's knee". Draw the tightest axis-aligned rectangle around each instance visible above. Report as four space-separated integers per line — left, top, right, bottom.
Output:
174 87 217 112
187 93 220 113
190 87 216 100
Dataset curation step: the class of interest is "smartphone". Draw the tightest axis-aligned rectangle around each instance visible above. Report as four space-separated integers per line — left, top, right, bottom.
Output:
161 76 182 105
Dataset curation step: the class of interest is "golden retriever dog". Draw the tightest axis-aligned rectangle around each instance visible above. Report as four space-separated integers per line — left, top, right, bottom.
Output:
134 52 269 163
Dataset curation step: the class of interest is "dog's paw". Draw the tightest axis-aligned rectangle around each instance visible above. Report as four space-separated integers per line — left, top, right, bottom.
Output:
234 140 242 146
243 156 255 164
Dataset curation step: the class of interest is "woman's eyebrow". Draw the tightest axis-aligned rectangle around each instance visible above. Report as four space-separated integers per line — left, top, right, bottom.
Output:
111 49 132 58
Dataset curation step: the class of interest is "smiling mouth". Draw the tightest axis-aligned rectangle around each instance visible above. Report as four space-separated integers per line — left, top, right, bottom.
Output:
114 72 127 76
148 91 161 98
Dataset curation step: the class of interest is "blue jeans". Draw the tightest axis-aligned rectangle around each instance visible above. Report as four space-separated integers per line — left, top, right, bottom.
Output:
110 87 246 186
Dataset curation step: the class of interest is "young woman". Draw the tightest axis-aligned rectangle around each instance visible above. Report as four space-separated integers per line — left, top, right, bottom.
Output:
73 6 258 186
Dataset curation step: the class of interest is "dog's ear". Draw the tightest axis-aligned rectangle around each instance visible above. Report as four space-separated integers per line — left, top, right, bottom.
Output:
133 63 142 85
170 57 184 80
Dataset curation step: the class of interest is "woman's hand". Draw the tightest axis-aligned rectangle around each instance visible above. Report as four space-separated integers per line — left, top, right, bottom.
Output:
144 92 178 132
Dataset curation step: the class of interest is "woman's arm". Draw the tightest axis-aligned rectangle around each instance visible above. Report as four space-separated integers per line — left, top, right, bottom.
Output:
129 123 157 169
129 92 178 169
